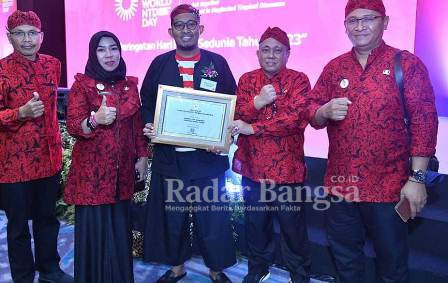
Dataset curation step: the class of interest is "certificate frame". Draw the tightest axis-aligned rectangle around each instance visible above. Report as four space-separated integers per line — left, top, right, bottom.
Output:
152 84 236 153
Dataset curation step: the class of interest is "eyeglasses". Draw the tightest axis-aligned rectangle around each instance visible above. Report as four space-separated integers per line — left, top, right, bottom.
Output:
172 20 199 31
8 30 42 40
260 46 286 57
344 15 382 29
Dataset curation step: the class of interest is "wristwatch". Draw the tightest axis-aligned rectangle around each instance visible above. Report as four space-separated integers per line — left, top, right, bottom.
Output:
410 169 427 183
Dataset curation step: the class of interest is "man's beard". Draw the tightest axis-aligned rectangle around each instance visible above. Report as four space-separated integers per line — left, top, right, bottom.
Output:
177 43 198 51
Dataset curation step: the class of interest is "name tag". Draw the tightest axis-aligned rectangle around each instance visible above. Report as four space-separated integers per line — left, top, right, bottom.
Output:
200 78 217 92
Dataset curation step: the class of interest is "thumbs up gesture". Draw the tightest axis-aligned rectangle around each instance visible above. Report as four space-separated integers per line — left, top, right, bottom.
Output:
19 92 45 119
94 95 117 125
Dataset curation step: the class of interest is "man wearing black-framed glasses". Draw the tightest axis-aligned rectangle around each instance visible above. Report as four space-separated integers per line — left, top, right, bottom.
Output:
306 0 438 282
141 4 237 283
0 10 73 283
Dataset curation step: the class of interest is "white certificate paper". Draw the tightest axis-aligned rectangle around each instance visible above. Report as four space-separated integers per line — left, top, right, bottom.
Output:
162 95 226 141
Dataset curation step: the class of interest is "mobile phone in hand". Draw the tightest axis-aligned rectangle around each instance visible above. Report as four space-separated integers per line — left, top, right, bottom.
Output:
395 198 411 222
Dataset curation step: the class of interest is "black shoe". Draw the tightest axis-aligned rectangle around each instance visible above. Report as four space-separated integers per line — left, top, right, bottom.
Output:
210 272 232 283
156 270 187 283
242 270 270 283
38 270 73 283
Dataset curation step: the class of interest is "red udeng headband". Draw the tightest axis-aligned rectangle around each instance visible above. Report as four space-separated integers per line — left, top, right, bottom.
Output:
170 4 200 24
259 27 290 50
7 10 41 30
345 0 386 17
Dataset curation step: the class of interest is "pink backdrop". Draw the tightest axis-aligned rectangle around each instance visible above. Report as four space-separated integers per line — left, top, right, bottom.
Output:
0 1 444 172
0 0 17 58
65 0 431 168
65 0 417 87
415 0 448 173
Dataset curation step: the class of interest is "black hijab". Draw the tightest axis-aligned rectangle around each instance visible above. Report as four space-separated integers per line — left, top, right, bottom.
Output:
84 31 126 84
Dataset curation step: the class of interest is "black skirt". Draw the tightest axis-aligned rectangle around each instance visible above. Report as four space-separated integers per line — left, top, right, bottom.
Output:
74 200 134 283
143 171 236 270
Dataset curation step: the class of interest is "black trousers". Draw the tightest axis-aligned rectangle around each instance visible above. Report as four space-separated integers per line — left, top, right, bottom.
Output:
144 171 236 271
74 200 133 283
242 177 311 282
325 197 409 283
0 173 61 283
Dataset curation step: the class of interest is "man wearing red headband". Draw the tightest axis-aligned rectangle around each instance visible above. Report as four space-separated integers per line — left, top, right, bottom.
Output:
229 27 311 283
0 10 73 283
307 0 438 282
141 4 236 283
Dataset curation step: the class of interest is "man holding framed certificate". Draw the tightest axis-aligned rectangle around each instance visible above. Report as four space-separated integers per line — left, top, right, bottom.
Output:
141 4 236 283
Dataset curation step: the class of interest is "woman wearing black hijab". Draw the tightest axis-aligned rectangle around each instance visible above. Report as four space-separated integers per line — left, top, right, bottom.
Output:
64 31 149 282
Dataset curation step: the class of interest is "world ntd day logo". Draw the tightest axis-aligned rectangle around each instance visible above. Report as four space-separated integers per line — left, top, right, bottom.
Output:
115 0 173 27
115 0 139 21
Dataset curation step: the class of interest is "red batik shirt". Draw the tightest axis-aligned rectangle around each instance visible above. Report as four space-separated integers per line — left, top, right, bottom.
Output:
64 74 149 205
0 52 62 183
307 41 438 202
233 68 311 184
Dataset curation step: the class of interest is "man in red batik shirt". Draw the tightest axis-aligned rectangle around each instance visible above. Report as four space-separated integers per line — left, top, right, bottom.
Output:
307 0 438 282
229 27 311 283
0 10 73 283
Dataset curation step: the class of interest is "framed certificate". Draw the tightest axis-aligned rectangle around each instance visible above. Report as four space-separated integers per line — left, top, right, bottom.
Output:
152 85 236 153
